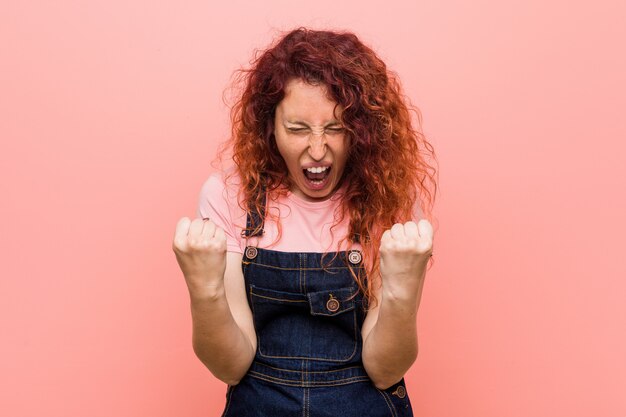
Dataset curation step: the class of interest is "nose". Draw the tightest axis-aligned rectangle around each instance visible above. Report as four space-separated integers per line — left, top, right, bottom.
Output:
307 132 327 161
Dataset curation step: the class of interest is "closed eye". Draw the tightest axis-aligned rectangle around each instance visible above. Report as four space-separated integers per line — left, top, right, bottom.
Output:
286 127 344 133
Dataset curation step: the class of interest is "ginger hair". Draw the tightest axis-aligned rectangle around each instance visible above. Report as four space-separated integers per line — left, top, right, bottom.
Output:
216 27 438 307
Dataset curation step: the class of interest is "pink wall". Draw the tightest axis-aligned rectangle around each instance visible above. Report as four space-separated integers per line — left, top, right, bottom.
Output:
1 0 625 416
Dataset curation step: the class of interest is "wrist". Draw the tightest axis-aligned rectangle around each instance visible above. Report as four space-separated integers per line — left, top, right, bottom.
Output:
382 286 417 307
380 277 421 312
188 282 226 302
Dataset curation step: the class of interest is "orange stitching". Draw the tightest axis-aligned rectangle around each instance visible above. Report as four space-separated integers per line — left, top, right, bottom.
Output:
247 371 370 387
256 308 359 362
245 262 350 271
250 292 307 303
376 389 397 417
251 363 364 374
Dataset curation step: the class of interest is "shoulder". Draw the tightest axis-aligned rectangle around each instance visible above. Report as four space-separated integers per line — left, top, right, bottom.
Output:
199 167 241 205
196 167 245 220
200 166 240 193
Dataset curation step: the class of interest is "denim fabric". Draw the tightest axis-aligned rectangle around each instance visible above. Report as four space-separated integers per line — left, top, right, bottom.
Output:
221 247 414 416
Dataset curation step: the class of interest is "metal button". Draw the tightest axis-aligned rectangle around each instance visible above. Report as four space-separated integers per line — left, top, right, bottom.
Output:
326 294 340 312
392 386 406 398
348 250 362 265
245 246 258 259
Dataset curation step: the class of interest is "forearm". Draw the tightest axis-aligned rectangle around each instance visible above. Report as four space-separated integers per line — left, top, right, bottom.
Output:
189 284 255 385
362 271 427 389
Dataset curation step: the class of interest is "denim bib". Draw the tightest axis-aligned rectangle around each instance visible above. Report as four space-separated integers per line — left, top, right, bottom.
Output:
221 192 414 416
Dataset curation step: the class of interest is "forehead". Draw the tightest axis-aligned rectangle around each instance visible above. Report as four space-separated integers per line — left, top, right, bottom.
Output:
277 79 343 121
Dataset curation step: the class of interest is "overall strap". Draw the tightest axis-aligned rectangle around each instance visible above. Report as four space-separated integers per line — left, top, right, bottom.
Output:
241 184 267 238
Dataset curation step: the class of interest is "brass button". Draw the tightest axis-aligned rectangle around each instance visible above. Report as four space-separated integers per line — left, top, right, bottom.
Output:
245 246 258 259
392 386 406 398
348 250 362 264
326 294 340 312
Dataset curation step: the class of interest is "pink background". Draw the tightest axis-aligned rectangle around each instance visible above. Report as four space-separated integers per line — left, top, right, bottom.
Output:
2 0 625 416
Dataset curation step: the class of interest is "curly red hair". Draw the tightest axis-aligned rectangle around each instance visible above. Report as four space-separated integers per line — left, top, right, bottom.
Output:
216 27 438 307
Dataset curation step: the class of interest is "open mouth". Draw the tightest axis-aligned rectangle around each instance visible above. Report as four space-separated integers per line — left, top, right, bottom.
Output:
302 165 331 189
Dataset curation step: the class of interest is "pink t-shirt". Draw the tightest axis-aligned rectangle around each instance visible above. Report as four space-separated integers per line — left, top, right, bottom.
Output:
196 169 362 254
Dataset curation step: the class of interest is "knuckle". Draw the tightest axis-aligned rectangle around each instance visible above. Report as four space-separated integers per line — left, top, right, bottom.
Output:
416 242 433 254
206 240 222 252
187 236 206 249
172 237 187 251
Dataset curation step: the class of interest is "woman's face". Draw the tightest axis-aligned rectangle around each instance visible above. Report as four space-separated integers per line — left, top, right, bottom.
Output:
273 78 349 202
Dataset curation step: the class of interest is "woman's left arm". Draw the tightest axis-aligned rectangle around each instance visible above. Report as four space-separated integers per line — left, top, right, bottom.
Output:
361 220 434 390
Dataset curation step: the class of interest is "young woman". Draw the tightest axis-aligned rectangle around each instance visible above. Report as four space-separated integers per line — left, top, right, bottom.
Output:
173 27 437 416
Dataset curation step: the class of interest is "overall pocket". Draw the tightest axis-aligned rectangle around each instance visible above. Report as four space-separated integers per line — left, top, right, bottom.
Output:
249 285 358 361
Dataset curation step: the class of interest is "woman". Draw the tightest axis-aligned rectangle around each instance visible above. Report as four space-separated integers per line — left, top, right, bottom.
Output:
173 27 437 416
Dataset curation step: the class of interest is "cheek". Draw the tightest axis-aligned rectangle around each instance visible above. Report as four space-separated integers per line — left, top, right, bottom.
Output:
335 141 350 166
280 147 300 165
275 135 293 161
276 143 301 170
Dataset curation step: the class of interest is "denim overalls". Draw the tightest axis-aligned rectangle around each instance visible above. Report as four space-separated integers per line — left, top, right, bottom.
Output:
221 193 414 417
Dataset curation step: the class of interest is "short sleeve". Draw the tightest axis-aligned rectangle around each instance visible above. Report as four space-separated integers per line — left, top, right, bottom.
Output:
196 172 244 253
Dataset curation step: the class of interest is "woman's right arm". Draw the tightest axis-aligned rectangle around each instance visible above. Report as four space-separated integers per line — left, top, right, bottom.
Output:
173 217 257 386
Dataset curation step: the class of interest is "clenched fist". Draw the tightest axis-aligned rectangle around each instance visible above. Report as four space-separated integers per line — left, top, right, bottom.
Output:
172 217 227 295
379 220 434 298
